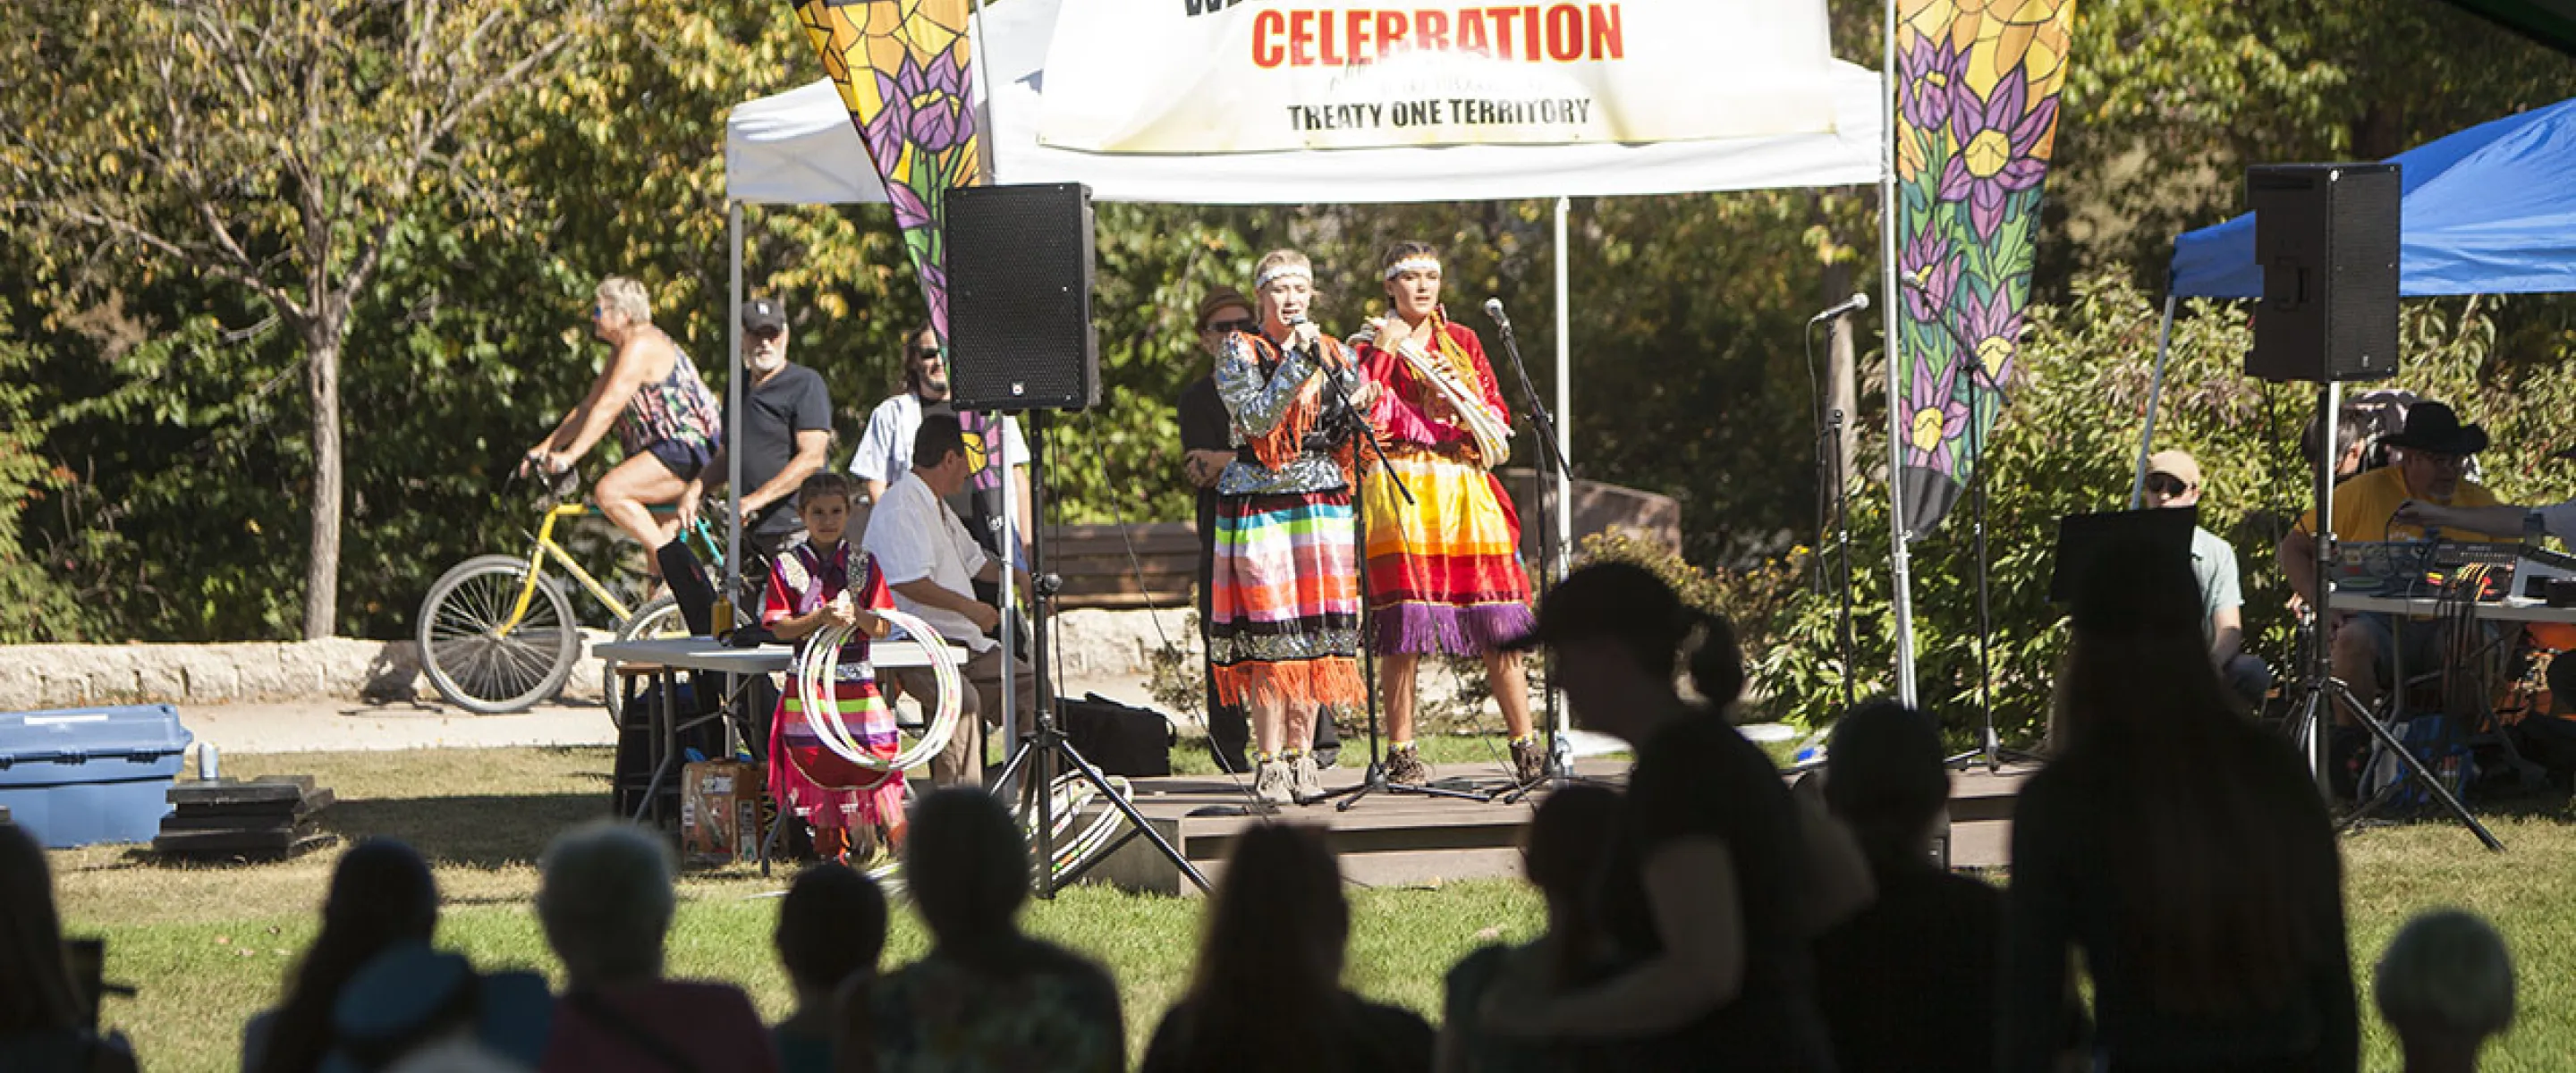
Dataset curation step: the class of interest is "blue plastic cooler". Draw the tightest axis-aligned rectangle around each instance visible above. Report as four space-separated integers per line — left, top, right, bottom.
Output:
0 705 192 848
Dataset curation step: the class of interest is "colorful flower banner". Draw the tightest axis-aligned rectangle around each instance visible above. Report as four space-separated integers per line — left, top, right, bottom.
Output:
1891 0 2073 537
792 0 982 343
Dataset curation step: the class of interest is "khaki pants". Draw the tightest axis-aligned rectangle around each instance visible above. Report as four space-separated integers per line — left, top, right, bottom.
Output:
893 647 1037 788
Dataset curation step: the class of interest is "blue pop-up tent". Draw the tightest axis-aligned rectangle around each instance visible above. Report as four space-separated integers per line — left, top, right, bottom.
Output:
2130 95 2576 502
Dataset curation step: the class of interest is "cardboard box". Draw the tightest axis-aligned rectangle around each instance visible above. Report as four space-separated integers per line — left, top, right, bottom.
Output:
680 759 762 867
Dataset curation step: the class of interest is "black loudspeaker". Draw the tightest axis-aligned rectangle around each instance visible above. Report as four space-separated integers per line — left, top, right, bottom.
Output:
945 182 1099 410
2246 163 2401 383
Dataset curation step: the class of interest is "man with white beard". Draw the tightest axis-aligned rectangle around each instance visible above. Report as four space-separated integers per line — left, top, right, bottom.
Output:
678 297 837 555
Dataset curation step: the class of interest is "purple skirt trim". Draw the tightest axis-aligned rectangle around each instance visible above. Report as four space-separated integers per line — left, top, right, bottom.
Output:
1370 601 1538 656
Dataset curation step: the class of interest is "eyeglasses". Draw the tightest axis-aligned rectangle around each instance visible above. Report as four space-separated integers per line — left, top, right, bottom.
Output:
2146 473 2190 496
1203 317 1256 334
747 326 784 341
2412 451 2469 471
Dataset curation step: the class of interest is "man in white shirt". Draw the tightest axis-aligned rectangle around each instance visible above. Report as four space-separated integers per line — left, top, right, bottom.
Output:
863 413 1037 787
850 326 1032 565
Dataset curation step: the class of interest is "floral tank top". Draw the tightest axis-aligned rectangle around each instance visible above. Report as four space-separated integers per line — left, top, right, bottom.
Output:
615 346 724 455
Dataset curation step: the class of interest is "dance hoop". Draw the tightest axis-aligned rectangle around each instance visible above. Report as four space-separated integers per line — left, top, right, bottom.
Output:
792 607 962 773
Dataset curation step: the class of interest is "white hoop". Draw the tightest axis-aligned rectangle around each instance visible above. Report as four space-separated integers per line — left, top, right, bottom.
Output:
792 607 962 773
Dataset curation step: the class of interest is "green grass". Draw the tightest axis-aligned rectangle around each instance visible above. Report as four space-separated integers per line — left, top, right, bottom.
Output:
42 746 2576 1072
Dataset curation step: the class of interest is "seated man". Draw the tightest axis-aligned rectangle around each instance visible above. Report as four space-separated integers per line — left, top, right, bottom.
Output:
2143 449 2273 707
2398 447 2576 721
862 414 1037 787
2277 401 2512 725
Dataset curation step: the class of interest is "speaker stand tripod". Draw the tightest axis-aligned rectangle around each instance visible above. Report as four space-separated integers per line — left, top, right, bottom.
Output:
992 410 1213 895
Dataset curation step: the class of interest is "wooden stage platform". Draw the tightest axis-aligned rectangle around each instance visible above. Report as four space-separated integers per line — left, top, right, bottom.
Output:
1067 756 2038 894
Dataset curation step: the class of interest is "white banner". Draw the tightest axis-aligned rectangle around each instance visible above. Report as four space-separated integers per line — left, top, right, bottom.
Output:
1036 0 1843 154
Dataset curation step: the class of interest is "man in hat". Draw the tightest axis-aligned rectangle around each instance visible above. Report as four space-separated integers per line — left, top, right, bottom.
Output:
2143 449 2271 706
678 296 836 556
2398 444 2576 722
2277 401 2512 724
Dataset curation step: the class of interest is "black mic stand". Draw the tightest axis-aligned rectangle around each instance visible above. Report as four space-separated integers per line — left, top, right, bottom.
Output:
1487 307 1608 805
1301 330 1494 811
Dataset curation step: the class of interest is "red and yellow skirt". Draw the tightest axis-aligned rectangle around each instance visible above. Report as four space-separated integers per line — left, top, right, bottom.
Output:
1360 446 1536 655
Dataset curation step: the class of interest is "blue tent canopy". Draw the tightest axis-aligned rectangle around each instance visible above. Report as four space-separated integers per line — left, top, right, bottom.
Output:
2170 96 2576 299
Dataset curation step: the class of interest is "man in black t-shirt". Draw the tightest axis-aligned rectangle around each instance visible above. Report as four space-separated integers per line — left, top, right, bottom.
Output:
679 297 835 556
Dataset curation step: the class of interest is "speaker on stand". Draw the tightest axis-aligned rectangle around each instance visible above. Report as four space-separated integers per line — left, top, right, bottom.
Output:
945 182 1208 893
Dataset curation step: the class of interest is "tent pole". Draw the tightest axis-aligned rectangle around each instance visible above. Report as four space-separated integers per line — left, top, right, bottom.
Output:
726 201 744 604
2128 292 2180 509
1553 195 1572 567
1879 0 1917 706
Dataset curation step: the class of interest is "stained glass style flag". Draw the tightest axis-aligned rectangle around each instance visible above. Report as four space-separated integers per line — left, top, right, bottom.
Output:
1890 0 2076 537
792 0 982 343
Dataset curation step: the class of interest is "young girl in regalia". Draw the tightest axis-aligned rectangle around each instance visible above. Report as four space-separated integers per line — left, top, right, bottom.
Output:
761 472 902 862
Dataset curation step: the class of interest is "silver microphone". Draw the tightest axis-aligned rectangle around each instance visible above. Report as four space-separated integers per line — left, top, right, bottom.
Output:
1484 298 1511 334
1809 292 1870 323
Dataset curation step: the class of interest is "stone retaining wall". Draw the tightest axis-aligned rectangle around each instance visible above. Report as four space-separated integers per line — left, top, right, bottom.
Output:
0 610 1196 711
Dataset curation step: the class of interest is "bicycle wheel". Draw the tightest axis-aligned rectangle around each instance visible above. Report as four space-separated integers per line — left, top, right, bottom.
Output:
604 595 689 727
418 554 581 714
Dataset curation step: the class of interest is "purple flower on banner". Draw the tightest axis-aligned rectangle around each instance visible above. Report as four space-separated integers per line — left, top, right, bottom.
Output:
1957 284 2023 388
904 47 976 156
1899 228 1962 325
1939 69 2057 239
1904 351 1970 473
1897 33 1962 133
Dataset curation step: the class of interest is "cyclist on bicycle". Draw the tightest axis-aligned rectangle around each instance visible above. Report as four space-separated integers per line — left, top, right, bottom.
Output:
521 276 724 574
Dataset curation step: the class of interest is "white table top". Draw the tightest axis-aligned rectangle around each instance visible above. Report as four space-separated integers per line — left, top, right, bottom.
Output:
590 636 956 673
2329 592 2576 625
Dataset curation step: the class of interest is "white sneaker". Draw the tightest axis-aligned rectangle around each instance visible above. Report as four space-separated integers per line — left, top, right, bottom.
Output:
1290 753 1326 804
1254 759 1295 806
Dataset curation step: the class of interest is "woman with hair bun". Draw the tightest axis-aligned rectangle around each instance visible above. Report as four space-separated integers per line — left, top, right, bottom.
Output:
1492 562 1862 1070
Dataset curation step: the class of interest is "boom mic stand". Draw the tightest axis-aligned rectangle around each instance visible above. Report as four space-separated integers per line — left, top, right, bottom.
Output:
1295 325 1492 811
2274 384 2500 850
991 409 1214 894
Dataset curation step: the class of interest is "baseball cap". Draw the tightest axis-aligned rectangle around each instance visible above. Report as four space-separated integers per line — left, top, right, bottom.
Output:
742 298 787 334
2146 449 2202 489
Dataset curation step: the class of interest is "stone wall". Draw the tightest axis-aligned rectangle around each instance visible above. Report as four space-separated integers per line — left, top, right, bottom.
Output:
0 611 1192 711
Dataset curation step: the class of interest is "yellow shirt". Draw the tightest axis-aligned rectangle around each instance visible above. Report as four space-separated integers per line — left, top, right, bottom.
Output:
2294 464 2508 542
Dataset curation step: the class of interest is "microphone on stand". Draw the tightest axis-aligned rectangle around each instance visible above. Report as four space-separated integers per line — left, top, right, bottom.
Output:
1484 298 1513 337
1809 292 1870 323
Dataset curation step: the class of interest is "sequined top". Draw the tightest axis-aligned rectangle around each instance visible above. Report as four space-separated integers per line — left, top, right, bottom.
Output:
1214 329 1365 496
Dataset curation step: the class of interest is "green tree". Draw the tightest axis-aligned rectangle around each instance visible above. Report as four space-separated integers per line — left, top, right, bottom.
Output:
2 0 594 638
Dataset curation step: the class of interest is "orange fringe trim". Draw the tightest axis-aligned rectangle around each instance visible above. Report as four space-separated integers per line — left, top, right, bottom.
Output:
1213 656 1365 712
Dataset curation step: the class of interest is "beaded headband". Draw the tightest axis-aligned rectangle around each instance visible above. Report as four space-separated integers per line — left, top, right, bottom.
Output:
1383 257 1442 281
1255 262 1313 291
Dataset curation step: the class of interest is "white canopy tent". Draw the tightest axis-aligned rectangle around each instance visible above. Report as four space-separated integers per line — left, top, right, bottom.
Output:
718 0 1909 699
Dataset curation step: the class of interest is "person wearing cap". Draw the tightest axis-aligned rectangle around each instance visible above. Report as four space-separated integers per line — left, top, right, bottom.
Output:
1178 286 1338 773
849 325 1031 570
2396 448 2576 722
2143 449 2272 707
2278 401 2512 726
1487 562 1860 1069
677 297 837 556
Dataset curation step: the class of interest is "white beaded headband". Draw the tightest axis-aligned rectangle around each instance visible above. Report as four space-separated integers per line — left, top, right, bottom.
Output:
1383 256 1442 281
1256 262 1313 290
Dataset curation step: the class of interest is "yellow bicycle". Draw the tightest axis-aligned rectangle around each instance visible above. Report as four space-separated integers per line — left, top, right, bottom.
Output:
416 495 738 715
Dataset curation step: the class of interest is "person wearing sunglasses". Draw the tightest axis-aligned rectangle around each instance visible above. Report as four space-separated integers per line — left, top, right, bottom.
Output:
2142 450 2271 708
849 325 1031 570
2277 401 2513 739
674 297 836 557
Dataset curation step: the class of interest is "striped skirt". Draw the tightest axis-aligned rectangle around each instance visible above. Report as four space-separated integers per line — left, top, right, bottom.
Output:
1208 489 1365 711
767 666 904 831
1360 447 1536 655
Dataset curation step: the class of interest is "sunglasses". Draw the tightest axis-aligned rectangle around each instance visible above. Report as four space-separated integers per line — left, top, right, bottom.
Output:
2146 473 2190 496
2412 451 2468 470
747 325 784 341
910 346 943 360
1203 317 1256 334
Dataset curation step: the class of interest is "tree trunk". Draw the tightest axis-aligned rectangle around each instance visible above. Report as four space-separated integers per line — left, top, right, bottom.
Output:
302 328 343 639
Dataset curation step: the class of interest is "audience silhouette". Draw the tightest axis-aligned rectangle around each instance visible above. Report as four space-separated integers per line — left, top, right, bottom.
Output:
1142 823 1433 1073
1813 701 2003 1073
2003 542 2357 1071
870 788 1123 1073
2377 909 2514 1073
243 838 439 1073
535 821 775 1073
1437 783 1621 1073
0 824 139 1073
771 863 887 1073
